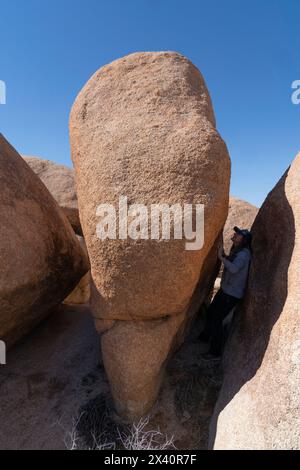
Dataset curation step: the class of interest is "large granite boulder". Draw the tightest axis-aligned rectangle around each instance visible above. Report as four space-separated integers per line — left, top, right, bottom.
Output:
70 51 230 419
210 152 300 449
23 156 82 235
0 134 89 347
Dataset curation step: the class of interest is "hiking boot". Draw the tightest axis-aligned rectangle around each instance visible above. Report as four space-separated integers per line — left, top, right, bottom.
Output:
198 330 211 343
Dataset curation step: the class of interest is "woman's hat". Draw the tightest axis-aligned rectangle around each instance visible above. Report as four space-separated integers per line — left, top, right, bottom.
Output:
234 226 252 244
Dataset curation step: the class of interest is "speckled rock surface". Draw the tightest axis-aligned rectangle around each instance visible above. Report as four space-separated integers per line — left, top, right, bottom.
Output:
70 51 230 419
210 153 300 449
0 134 89 347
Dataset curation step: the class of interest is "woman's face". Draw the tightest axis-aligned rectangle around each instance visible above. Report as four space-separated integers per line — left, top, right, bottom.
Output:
231 232 244 246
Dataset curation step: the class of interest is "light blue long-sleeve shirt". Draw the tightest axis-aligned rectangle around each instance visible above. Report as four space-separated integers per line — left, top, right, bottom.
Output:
221 247 251 299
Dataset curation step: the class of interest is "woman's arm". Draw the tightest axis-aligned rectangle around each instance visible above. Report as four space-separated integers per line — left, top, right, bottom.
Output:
221 252 247 274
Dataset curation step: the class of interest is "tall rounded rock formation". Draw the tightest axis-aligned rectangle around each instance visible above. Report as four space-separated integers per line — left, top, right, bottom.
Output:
210 152 300 449
70 51 231 420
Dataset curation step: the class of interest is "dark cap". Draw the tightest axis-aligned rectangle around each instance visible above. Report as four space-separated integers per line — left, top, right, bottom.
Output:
234 226 252 244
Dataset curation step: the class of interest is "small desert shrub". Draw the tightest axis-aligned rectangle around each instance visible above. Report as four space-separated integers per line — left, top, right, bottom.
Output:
117 417 176 451
64 395 176 451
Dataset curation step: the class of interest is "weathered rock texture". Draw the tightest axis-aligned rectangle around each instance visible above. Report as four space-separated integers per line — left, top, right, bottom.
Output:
64 236 91 305
23 156 82 235
70 51 230 419
0 134 89 347
210 152 300 450
223 197 258 253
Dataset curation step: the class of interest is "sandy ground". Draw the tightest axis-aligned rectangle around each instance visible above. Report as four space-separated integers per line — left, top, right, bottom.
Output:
0 304 222 450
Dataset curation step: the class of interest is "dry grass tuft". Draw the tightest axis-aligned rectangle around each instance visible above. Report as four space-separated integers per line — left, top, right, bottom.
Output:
64 394 176 451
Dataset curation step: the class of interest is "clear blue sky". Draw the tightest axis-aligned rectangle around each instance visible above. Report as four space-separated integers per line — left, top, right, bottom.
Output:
0 0 299 207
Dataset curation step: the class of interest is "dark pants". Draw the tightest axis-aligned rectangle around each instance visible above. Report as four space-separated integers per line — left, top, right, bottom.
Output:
201 289 240 356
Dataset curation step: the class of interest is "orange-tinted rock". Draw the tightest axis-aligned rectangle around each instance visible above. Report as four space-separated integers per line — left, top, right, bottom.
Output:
0 134 89 347
64 236 91 305
210 153 300 449
70 52 230 419
23 156 82 235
